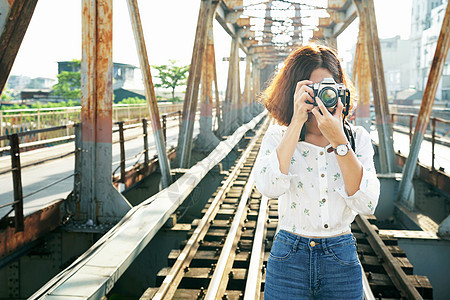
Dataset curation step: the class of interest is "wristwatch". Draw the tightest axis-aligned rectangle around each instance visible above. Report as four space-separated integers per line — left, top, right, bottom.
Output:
334 143 350 156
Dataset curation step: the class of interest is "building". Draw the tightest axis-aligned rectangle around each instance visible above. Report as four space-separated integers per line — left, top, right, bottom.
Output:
380 36 413 99
410 0 450 101
57 61 145 103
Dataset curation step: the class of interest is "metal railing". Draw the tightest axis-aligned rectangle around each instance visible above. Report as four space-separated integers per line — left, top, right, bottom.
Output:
111 111 182 183
0 103 183 148
390 113 450 172
0 110 182 229
0 125 78 232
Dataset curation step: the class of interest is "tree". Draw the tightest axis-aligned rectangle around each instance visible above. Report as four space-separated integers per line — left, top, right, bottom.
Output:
152 60 189 101
52 59 81 100
0 84 13 101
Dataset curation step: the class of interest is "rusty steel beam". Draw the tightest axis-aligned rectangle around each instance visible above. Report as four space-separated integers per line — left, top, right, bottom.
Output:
243 55 253 122
0 199 62 260
126 0 172 188
79 0 131 223
354 17 371 131
177 0 214 168
213 43 221 138
397 2 450 210
196 7 220 152
0 0 38 95
354 0 396 174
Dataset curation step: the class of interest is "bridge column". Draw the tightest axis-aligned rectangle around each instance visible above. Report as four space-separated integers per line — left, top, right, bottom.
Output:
397 2 450 210
221 37 240 136
353 14 371 131
77 0 131 224
354 0 397 174
194 10 220 152
176 0 215 168
243 56 253 123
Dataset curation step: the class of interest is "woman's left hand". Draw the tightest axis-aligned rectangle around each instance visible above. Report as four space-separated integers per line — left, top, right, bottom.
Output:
310 97 348 148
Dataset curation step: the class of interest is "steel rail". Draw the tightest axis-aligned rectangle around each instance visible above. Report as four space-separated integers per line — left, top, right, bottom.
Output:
153 115 270 299
243 195 269 300
205 172 255 299
362 264 376 300
0 124 76 141
355 215 423 299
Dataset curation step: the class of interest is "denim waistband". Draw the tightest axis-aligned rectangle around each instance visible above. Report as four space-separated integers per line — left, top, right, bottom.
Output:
274 229 356 252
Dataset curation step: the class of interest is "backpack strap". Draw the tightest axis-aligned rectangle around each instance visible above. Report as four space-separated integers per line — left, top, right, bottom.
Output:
343 120 356 152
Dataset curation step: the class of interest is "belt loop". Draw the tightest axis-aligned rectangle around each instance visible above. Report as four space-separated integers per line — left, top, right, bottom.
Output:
322 238 329 255
293 236 300 252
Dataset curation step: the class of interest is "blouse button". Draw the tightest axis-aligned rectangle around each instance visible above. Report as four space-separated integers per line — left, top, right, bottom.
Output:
321 173 325 178
324 224 329 229
322 198 326 203
320 151 324 155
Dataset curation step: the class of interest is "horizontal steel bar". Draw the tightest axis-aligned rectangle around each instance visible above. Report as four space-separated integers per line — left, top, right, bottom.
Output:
0 124 76 141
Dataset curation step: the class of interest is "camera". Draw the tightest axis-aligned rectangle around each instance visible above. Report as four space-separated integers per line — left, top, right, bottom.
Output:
306 77 350 113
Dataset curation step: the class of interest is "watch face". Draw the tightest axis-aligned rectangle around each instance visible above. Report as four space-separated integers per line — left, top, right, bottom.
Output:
336 144 349 155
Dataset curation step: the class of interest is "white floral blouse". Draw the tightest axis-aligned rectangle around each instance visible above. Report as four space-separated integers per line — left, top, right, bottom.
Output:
253 123 380 237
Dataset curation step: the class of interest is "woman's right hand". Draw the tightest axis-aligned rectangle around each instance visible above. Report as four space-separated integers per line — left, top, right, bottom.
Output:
291 80 315 126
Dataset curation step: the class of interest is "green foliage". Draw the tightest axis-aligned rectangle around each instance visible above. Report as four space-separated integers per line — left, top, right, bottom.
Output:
1 85 13 101
52 59 81 100
118 97 146 104
152 60 189 101
0 100 80 113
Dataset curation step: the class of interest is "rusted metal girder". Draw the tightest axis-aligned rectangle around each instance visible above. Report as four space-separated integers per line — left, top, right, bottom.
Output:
0 199 62 260
397 3 450 214
126 0 172 188
243 55 253 123
353 16 371 131
354 0 396 174
176 0 214 168
0 0 38 95
195 2 220 152
78 0 131 224
222 36 238 136
213 44 222 138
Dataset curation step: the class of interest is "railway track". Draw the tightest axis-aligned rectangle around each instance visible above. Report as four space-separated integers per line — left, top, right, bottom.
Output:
139 116 432 300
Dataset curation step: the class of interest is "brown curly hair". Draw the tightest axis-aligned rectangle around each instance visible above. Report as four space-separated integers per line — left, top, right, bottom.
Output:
260 43 355 126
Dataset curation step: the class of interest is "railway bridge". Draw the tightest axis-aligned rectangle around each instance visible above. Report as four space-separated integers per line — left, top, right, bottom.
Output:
0 0 449 299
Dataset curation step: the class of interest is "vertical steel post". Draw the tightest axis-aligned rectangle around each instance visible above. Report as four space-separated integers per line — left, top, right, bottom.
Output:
222 37 237 136
354 0 396 173
162 115 167 142
196 12 220 151
354 18 371 131
213 48 221 137
431 118 436 172
126 0 172 187
409 115 413 145
142 118 149 174
398 2 450 209
176 0 214 168
232 37 241 130
243 55 252 123
80 0 131 223
9 134 24 232
118 122 126 183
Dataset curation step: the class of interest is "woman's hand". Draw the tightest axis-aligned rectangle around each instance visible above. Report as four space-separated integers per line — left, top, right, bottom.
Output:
291 80 315 126
310 97 348 148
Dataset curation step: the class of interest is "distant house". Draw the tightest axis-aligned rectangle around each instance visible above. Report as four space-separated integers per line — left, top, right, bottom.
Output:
20 89 52 101
394 88 423 105
57 61 145 103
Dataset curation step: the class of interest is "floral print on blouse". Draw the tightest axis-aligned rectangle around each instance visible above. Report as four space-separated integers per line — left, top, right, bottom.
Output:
253 123 380 237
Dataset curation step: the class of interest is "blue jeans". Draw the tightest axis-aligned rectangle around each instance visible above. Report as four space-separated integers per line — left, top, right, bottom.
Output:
264 229 363 300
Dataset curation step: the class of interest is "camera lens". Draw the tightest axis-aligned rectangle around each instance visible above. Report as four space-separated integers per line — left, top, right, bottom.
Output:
319 88 337 107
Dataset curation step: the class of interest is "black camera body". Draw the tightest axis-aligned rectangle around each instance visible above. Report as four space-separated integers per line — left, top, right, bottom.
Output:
306 77 351 116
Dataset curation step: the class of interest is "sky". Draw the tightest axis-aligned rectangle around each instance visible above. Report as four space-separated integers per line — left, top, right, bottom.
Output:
8 0 413 91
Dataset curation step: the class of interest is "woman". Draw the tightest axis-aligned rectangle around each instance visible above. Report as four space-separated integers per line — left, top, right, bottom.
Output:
253 43 380 299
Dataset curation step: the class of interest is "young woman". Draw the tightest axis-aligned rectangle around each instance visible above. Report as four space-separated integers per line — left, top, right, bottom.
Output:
253 43 380 299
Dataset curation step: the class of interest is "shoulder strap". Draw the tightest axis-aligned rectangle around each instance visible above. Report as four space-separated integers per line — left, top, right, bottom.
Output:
343 120 356 152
